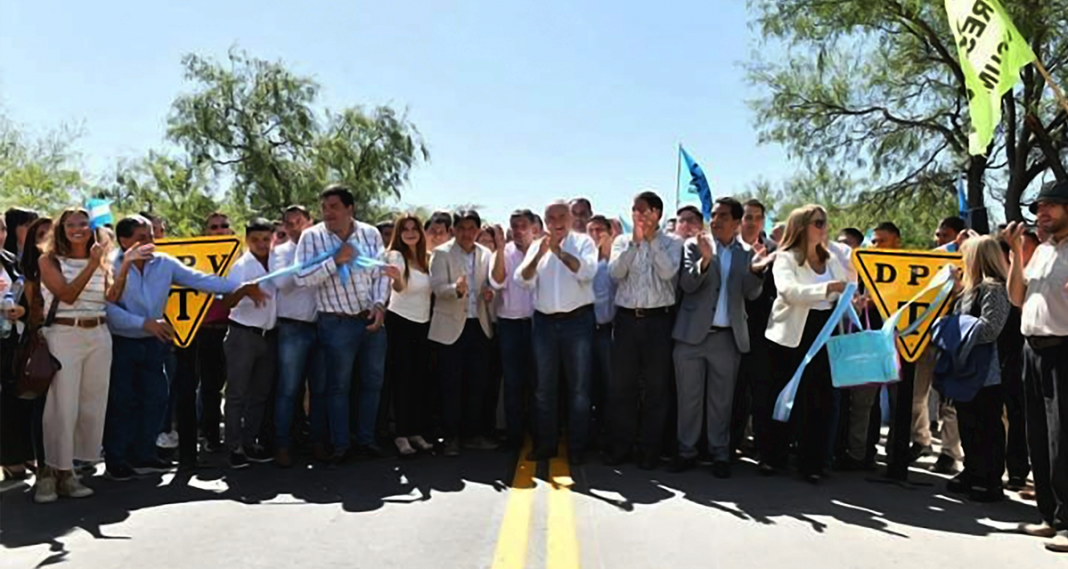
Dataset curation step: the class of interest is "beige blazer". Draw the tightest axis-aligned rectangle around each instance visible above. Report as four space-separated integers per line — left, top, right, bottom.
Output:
428 241 494 345
765 241 857 349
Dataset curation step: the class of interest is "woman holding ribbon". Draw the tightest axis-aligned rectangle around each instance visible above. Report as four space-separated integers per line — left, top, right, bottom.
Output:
761 204 856 483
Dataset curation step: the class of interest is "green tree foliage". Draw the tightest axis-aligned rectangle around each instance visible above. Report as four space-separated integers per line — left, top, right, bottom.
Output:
747 166 956 248
0 113 88 212
100 152 223 237
747 0 1068 223
167 49 428 220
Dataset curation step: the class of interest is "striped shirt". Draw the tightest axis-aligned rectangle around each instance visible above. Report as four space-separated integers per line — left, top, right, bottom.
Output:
294 220 389 316
42 257 107 319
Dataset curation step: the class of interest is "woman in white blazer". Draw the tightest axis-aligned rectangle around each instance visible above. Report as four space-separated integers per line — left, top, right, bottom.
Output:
758 204 857 483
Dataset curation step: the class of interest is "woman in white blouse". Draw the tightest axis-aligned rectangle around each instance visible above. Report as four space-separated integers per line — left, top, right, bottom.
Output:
384 214 436 456
759 204 857 483
35 209 123 503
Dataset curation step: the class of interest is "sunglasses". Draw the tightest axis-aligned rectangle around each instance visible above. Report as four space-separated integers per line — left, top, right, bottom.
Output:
209 223 230 230
812 219 827 229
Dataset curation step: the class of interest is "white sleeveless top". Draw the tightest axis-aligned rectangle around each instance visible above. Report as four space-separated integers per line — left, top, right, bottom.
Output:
41 257 107 319
386 251 432 323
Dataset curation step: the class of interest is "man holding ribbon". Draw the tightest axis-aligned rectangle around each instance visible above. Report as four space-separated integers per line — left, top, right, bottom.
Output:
294 185 400 465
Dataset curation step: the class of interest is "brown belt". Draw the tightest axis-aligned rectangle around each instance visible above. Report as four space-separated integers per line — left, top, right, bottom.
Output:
617 307 672 319
53 316 106 329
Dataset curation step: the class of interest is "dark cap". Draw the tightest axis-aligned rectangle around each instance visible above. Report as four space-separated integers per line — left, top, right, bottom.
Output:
1029 180 1068 214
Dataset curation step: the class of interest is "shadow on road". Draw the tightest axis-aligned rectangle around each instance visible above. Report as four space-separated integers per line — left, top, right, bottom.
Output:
568 456 1036 539
0 448 516 561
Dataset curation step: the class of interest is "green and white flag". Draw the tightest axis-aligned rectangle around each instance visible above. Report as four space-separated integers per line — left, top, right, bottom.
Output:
944 0 1036 155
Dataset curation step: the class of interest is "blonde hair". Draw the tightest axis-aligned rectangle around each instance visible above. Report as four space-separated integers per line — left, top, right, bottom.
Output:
961 235 1007 292
779 204 830 266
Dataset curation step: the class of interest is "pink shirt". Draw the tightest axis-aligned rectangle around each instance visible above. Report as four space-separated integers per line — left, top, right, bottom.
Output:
489 242 535 320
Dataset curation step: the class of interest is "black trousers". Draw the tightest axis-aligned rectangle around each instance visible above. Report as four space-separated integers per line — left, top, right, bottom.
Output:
607 309 674 459
1 332 44 467
734 333 771 454
956 384 1006 489
1002 354 1030 481
386 311 431 437
436 319 492 439
764 308 834 475
1024 339 1068 528
176 325 227 461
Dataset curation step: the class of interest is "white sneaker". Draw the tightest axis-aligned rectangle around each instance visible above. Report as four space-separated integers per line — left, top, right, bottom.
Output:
395 437 416 456
34 477 58 504
157 432 179 449
409 436 434 451
58 475 94 499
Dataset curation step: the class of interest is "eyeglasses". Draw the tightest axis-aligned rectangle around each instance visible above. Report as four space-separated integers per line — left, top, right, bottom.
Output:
209 223 230 230
812 219 827 229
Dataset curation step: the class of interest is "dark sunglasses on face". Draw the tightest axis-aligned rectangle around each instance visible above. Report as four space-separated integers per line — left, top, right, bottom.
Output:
210 223 230 230
812 219 827 229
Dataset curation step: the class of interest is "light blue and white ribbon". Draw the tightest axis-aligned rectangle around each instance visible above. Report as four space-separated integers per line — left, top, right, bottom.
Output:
773 267 955 422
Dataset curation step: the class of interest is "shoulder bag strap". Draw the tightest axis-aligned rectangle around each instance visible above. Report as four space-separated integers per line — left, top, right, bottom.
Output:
44 295 60 327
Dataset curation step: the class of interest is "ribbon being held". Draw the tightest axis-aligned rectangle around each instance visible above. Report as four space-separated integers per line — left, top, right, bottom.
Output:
249 241 385 286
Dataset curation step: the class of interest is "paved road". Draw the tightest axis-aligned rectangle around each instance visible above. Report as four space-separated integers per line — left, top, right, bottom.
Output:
1 446 1062 569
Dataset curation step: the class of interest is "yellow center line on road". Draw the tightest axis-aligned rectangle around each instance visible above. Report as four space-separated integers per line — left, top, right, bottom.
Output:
547 441 580 569
491 439 537 569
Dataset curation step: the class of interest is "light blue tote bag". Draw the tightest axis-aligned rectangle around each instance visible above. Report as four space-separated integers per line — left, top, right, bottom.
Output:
774 267 954 422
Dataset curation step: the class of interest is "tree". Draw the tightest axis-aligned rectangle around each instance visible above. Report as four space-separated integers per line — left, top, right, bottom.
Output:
100 152 223 237
746 166 955 248
746 0 1068 223
0 113 88 212
167 49 428 220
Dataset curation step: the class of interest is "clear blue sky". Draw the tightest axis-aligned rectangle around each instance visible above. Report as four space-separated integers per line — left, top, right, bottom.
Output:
0 0 794 223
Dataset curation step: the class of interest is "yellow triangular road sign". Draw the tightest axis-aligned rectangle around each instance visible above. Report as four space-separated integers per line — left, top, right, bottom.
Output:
155 236 242 348
853 249 963 363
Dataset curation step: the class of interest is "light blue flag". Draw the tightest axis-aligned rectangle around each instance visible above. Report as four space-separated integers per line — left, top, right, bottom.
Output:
679 146 713 222
87 199 113 229
957 175 970 225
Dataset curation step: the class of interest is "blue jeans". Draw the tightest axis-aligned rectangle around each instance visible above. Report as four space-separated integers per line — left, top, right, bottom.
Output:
314 314 387 451
532 309 594 452
592 324 613 427
159 346 177 434
498 318 534 444
274 320 319 450
104 336 169 468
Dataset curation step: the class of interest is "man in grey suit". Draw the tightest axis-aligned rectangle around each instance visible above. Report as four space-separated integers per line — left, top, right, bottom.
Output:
429 209 497 456
670 197 766 477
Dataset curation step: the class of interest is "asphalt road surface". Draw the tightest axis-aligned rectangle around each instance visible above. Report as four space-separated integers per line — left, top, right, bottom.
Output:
1 443 1062 569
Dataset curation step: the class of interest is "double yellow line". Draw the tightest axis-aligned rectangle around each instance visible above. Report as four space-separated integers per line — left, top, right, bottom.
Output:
491 440 580 569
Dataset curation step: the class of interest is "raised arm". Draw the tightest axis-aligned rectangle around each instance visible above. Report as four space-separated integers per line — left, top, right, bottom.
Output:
40 246 103 305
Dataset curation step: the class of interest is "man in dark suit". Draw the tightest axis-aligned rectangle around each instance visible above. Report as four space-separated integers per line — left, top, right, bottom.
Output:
670 197 765 478
730 199 777 461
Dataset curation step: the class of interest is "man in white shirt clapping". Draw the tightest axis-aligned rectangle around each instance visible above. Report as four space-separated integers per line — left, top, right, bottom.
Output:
517 201 598 465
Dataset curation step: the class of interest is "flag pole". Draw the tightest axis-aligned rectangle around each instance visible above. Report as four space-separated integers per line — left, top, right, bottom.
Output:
1034 59 1068 116
675 144 682 214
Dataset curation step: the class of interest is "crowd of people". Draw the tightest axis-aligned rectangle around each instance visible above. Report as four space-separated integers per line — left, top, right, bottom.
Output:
1 180 1067 554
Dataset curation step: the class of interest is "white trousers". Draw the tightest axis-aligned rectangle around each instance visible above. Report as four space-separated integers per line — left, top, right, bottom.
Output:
41 325 112 470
